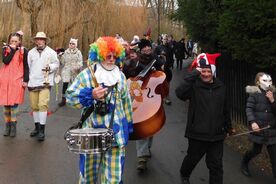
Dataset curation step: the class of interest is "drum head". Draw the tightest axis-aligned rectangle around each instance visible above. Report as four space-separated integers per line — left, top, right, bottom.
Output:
69 128 109 134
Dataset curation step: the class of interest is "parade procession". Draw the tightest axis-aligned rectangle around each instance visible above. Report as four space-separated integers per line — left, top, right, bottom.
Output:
0 0 275 184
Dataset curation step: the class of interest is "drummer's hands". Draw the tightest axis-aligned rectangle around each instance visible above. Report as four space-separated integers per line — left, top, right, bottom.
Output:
92 86 108 101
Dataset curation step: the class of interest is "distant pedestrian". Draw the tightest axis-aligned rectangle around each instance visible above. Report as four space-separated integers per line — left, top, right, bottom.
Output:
58 38 83 107
174 38 188 70
115 33 125 44
192 42 198 59
187 39 193 57
0 31 29 137
154 34 173 105
241 72 276 179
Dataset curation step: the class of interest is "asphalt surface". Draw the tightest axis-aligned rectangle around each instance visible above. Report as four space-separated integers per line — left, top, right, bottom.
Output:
0 59 275 184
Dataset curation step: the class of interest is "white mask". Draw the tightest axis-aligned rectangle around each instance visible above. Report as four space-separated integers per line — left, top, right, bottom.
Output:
259 74 272 91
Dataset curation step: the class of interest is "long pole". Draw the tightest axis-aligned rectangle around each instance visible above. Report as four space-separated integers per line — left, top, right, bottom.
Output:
227 125 270 138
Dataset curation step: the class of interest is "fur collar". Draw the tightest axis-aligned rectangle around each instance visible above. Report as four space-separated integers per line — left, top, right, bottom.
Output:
245 85 276 94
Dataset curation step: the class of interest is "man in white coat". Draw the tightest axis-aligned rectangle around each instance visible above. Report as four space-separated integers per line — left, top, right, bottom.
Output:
27 32 59 141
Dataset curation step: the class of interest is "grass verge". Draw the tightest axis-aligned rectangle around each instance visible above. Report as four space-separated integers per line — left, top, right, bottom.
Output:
225 122 272 176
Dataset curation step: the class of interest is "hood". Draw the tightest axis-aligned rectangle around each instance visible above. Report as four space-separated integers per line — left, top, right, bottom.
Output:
245 85 276 94
66 48 78 54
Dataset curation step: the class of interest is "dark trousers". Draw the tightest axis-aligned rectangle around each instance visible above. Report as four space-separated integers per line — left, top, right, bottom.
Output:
176 59 183 70
62 82 69 95
243 143 276 178
180 139 224 184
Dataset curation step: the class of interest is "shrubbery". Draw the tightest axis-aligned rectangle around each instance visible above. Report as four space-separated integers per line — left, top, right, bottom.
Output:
174 0 276 68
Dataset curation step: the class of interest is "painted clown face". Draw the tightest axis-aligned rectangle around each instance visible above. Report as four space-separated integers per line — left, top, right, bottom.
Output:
259 74 272 91
101 52 117 70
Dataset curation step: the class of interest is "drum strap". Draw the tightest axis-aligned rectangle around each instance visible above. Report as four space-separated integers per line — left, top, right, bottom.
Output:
63 105 94 140
77 64 98 128
64 65 97 135
109 83 117 129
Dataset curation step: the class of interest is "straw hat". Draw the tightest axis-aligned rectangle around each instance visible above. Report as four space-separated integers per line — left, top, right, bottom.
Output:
33 32 51 43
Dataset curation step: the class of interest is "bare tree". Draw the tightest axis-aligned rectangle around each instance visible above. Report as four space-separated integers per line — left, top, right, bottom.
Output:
15 0 51 36
1 0 184 60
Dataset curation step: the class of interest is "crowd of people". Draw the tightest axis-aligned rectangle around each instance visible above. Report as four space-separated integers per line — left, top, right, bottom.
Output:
1 30 275 184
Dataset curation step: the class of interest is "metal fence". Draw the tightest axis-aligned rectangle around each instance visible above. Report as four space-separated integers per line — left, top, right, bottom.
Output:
216 52 275 124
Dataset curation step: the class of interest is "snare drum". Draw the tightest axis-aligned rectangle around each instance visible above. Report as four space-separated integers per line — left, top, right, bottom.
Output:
65 128 114 154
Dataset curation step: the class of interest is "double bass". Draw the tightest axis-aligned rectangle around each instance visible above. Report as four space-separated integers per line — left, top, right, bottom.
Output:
127 60 168 140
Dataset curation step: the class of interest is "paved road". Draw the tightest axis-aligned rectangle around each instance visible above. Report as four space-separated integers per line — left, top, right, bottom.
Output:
0 59 275 184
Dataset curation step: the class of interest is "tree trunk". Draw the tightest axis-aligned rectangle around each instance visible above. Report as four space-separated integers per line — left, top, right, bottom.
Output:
30 12 39 36
82 22 89 59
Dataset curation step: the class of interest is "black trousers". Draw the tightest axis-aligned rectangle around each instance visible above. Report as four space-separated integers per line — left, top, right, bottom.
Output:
62 82 69 95
243 143 276 178
176 59 183 70
180 139 224 184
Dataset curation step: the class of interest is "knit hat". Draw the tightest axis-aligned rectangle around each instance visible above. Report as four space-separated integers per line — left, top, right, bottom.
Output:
69 38 78 47
190 53 221 77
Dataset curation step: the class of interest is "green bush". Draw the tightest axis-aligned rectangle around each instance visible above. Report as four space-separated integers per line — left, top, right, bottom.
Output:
218 0 276 68
174 0 276 68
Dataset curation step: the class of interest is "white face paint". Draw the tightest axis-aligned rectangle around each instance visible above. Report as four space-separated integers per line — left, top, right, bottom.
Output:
259 74 272 91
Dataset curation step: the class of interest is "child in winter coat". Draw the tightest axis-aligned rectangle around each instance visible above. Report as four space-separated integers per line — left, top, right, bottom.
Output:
241 72 276 179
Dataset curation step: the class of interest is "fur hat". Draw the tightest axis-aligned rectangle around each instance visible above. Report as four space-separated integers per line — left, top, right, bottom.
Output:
138 39 152 50
69 38 78 47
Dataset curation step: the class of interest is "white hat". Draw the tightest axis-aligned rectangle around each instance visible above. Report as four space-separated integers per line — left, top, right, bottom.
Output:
70 38 78 47
33 32 50 42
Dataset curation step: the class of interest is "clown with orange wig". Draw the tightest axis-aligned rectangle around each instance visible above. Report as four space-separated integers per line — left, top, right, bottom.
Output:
66 37 133 184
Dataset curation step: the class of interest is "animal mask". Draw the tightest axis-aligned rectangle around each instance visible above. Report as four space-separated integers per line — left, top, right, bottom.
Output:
259 74 272 91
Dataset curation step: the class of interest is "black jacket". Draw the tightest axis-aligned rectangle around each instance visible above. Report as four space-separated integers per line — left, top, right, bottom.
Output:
123 53 164 79
175 70 232 141
246 86 276 144
174 41 188 60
